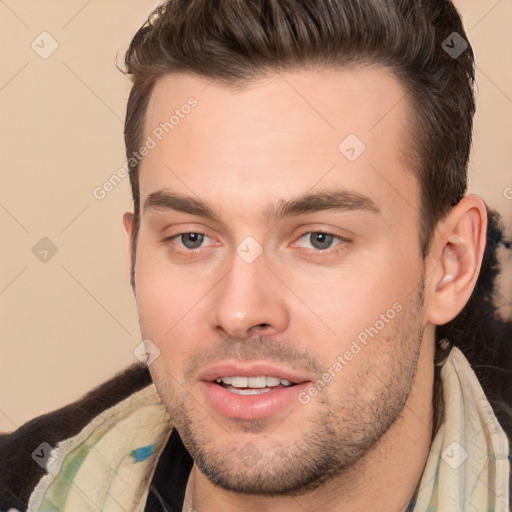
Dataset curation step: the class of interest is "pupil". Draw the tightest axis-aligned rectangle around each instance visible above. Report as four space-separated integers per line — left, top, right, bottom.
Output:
311 232 332 250
183 233 204 249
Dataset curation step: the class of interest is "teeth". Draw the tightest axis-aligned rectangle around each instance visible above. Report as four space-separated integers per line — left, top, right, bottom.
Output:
215 376 294 388
248 376 267 388
226 386 273 395
231 376 248 387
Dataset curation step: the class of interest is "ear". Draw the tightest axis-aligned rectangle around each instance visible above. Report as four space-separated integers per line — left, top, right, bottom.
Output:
123 212 135 284
425 194 487 325
123 212 134 252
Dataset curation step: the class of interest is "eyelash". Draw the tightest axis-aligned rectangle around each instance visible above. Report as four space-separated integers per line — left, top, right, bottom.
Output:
163 230 349 256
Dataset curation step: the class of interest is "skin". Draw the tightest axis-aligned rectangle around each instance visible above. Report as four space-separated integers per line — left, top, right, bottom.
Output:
123 65 487 512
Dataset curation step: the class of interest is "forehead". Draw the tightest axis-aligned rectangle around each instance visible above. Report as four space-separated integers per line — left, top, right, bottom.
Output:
139 66 419 225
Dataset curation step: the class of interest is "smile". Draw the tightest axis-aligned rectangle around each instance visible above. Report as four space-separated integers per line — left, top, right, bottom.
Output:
215 375 295 395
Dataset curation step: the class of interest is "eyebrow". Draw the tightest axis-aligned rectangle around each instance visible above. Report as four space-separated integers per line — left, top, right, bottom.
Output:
143 188 380 223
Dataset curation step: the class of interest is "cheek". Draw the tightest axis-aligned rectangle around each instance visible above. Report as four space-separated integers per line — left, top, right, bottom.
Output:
134 241 210 352
288 245 420 340
136 234 195 304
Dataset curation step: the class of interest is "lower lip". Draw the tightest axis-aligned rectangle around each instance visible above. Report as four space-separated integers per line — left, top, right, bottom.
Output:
201 381 310 421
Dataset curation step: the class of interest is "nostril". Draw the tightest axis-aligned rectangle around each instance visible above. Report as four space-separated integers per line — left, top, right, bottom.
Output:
247 323 271 336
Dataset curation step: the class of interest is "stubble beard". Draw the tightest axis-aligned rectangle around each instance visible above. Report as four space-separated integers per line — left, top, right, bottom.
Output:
146 283 426 497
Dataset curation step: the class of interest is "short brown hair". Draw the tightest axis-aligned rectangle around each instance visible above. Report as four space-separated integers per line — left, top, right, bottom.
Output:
123 0 475 261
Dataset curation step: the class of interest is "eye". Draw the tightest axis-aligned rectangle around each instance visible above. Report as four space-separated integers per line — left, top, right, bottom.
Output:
294 231 346 251
181 232 206 249
169 232 212 250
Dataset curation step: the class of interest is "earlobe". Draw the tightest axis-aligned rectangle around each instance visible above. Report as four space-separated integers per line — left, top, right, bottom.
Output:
426 195 488 325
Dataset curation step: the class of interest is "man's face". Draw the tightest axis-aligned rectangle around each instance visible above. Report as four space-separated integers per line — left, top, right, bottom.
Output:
128 66 430 494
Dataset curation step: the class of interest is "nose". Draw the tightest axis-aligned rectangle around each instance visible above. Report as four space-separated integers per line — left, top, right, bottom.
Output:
208 249 290 339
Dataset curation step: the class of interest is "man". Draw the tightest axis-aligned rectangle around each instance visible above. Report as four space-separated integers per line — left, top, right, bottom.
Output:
1 0 511 511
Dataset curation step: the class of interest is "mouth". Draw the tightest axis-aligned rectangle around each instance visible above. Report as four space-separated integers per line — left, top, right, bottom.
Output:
198 363 311 421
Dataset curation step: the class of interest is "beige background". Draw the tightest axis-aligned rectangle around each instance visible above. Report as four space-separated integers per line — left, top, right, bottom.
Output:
1 0 511 433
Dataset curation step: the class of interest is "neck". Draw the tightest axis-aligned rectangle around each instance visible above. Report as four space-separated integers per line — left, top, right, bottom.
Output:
187 336 436 512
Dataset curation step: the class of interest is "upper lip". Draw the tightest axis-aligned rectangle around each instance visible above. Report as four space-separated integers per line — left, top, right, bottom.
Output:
198 361 313 384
